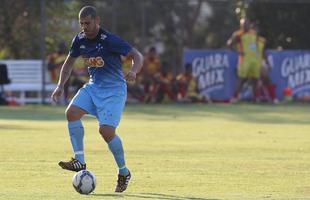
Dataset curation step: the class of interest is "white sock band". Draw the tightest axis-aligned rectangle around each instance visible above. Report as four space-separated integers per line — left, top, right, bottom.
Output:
75 151 84 155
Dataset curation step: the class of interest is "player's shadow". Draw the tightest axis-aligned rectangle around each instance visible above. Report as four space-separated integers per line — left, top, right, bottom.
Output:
91 192 220 200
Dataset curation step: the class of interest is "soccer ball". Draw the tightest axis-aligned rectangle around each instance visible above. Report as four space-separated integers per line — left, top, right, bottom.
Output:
72 170 96 195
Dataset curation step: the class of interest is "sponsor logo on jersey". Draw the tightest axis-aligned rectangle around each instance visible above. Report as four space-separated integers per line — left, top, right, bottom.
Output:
96 43 104 52
101 34 107 40
80 45 86 49
83 56 105 67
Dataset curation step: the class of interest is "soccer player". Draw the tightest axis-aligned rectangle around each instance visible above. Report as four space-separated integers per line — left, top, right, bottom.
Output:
227 18 260 102
256 34 278 103
51 6 143 193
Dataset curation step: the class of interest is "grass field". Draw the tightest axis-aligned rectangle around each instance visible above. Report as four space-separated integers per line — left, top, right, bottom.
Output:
0 103 310 200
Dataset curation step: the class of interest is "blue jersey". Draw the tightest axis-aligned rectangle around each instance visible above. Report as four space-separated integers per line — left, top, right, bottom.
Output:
69 28 132 88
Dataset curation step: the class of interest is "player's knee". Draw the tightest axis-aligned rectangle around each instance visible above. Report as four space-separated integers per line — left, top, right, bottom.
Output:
99 125 115 143
65 107 82 121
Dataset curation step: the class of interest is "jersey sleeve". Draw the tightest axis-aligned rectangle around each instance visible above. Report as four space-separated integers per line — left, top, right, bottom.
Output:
107 34 133 56
69 35 80 58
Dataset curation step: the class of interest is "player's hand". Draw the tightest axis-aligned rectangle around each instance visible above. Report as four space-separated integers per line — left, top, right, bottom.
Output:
125 71 137 82
51 85 64 103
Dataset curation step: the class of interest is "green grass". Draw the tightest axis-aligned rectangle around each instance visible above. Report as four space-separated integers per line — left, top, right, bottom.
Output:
0 103 310 200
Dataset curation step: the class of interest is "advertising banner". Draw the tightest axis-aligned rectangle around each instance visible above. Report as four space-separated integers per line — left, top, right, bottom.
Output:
183 49 310 101
183 49 238 101
267 50 310 100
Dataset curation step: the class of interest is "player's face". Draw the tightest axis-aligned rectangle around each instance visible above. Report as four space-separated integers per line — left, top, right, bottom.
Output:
240 18 250 31
79 15 99 38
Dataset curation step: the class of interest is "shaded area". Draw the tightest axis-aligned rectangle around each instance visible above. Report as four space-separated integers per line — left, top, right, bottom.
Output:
91 192 218 200
0 103 309 125
124 103 310 125
0 124 41 131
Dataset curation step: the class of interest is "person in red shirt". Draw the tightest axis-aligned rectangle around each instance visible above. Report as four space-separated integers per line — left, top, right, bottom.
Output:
142 46 162 103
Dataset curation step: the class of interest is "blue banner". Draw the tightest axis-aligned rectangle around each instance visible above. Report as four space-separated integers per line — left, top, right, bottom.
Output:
267 50 310 100
183 49 238 101
183 49 310 101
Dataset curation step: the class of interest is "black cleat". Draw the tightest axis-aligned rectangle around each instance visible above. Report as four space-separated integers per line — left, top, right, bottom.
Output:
58 158 86 172
115 171 131 193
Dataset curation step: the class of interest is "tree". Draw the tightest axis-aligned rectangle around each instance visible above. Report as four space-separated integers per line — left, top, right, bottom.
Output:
248 1 310 49
235 0 310 49
0 0 80 59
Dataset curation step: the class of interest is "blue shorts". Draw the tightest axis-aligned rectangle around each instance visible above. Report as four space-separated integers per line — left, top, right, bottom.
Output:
70 83 127 127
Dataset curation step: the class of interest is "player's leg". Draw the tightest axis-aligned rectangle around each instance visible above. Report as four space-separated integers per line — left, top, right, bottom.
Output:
66 105 87 163
59 87 96 172
99 125 131 192
99 125 129 174
250 61 261 102
261 68 277 103
249 77 259 102
95 88 130 192
232 60 247 102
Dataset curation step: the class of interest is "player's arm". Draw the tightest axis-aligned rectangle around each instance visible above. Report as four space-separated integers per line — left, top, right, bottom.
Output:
125 48 143 81
51 55 76 102
227 31 238 49
57 55 76 87
261 40 272 71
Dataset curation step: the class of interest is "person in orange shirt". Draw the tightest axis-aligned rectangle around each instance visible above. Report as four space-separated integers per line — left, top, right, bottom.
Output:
48 43 88 104
155 62 177 103
122 55 144 103
47 43 69 104
142 46 162 103
47 43 67 83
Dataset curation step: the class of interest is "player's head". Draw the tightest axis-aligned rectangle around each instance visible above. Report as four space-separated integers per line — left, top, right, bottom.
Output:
79 6 100 38
57 42 66 54
185 63 192 76
148 46 157 58
240 18 250 31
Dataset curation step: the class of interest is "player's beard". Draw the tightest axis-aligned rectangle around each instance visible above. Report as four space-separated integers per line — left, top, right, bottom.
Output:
84 26 99 39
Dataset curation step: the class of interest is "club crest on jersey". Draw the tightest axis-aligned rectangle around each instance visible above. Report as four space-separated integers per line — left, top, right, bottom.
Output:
83 56 104 67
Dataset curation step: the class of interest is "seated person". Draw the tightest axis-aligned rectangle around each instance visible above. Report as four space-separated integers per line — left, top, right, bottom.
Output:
69 57 89 99
155 67 177 103
176 63 207 103
142 46 162 103
122 55 144 103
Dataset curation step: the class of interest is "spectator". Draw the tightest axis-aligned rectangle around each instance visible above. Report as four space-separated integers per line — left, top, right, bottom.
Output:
69 57 89 98
176 63 206 103
47 42 69 104
48 44 88 104
142 46 162 103
47 42 67 83
155 63 177 103
227 18 261 102
122 55 144 103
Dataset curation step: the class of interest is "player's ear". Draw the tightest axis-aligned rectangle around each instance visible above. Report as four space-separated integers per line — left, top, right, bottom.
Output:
95 16 100 25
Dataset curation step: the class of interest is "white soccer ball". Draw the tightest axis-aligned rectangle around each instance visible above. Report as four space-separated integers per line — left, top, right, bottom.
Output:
72 170 96 195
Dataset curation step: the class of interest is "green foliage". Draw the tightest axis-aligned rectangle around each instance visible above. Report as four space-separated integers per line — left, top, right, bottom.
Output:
0 47 11 59
0 0 308 67
248 2 310 49
0 0 80 59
